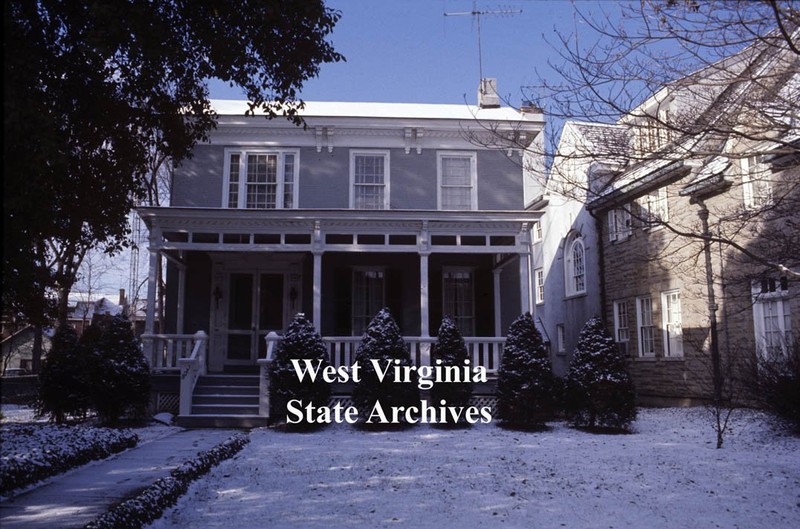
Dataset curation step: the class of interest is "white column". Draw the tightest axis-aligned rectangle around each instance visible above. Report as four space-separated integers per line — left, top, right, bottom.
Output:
493 269 502 337
420 253 430 337
176 264 186 334
519 253 532 315
313 251 323 330
143 248 159 361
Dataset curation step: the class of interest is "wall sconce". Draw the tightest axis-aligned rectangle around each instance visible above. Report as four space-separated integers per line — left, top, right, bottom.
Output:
213 286 222 308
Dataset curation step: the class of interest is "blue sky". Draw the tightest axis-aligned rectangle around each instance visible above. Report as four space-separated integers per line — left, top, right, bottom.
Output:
208 0 622 108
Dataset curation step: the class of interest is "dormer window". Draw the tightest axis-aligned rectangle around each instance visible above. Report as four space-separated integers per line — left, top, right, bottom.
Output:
224 149 298 209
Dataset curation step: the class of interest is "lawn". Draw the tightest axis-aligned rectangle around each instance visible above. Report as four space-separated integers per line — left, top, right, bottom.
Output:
146 408 800 529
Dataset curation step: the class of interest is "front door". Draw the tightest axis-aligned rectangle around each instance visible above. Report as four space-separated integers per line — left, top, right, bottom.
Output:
223 272 286 366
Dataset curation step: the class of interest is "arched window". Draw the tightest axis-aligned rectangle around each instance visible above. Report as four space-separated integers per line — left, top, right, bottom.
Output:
565 235 586 296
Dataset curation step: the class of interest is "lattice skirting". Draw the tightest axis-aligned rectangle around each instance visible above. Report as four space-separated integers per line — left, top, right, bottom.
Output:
155 392 180 414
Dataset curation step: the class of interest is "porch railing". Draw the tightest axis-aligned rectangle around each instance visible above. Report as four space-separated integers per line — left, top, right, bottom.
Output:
323 336 505 375
141 333 201 371
176 331 208 416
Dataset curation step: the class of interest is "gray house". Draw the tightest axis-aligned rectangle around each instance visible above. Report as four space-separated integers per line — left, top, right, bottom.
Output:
138 89 545 426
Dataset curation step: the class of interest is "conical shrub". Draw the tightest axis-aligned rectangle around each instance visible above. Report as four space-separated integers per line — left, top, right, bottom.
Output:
37 324 91 423
565 317 637 431
430 316 473 425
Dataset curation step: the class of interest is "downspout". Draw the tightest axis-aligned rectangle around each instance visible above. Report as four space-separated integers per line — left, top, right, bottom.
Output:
593 211 607 327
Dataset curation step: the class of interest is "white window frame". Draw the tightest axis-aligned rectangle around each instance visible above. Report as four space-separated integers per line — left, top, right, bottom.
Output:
636 295 656 357
437 151 478 211
352 267 386 336
741 155 772 209
608 205 632 242
223 149 299 209
534 268 545 305
442 267 476 336
638 187 669 228
556 324 566 354
565 236 586 297
661 290 684 358
613 300 630 344
533 221 543 243
751 278 792 360
349 150 390 210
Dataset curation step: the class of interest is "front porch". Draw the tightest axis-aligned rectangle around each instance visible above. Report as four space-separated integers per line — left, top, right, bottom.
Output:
137 207 539 426
143 332 506 427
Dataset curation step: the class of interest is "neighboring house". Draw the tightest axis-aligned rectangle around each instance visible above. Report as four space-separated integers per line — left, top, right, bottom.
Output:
1 326 52 374
529 121 628 375
138 83 546 425
67 295 123 337
581 37 799 405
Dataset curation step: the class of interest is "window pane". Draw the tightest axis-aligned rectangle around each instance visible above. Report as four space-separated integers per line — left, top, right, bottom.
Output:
283 154 295 208
227 154 240 208
246 154 278 209
354 154 386 209
441 157 471 186
442 187 471 210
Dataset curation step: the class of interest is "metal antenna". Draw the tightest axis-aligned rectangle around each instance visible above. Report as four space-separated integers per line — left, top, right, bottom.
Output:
444 4 521 83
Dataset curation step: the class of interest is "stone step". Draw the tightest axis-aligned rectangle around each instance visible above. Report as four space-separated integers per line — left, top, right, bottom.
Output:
191 404 260 415
194 385 260 396
197 375 259 387
193 394 259 406
176 414 269 428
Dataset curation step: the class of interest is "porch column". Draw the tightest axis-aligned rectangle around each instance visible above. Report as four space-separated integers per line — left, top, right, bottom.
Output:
176 260 186 334
143 248 159 360
493 269 502 337
420 252 430 337
312 251 323 329
519 253 532 315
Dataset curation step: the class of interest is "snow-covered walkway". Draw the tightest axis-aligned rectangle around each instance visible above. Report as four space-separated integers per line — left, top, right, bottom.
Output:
0 428 237 529
148 408 800 529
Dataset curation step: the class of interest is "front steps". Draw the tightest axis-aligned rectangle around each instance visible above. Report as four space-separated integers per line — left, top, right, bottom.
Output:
177 374 268 428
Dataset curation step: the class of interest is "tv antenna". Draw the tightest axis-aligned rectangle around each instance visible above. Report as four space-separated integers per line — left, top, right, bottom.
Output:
444 5 522 83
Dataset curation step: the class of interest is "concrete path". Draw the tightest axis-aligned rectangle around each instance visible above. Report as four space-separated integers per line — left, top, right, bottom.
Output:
0 428 240 529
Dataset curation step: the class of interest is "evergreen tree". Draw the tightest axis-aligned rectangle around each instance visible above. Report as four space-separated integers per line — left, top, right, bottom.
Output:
84 314 151 425
430 316 473 425
565 317 637 431
496 312 555 428
352 308 420 425
37 324 91 423
268 313 332 428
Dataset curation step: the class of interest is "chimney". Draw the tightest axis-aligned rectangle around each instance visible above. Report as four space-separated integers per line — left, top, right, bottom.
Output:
520 100 543 114
478 78 501 109
119 288 126 307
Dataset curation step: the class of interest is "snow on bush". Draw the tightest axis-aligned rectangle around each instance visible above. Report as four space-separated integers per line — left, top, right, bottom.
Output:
496 312 555 428
565 316 637 431
430 316 473 425
269 313 332 427
84 433 249 529
0 424 138 495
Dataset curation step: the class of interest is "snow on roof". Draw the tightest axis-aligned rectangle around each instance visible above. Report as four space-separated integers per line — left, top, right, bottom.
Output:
210 100 539 123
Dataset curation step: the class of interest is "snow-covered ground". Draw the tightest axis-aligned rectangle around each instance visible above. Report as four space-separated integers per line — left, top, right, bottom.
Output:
148 408 800 529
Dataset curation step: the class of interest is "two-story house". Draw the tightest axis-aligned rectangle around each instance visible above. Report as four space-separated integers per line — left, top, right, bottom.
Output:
138 88 545 425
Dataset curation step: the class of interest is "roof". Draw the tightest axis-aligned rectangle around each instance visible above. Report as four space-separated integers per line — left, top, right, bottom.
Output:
210 100 541 124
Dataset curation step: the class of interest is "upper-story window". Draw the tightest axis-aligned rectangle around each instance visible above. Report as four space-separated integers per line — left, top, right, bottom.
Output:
564 234 586 297
633 106 674 156
438 151 477 210
350 150 390 210
638 187 669 228
741 155 772 209
224 149 298 209
608 205 632 241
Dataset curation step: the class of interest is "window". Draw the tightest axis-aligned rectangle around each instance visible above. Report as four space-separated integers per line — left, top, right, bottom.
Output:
638 187 668 228
534 268 545 305
350 151 390 209
565 236 586 296
741 155 772 209
661 290 683 358
556 324 566 354
352 269 385 336
443 269 475 336
752 278 792 360
613 300 630 343
634 109 674 155
608 205 632 241
533 222 543 242
224 150 298 209
438 152 477 210
636 296 656 357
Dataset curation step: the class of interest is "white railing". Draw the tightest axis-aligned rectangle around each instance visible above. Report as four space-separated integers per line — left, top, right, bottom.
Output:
177 331 208 416
323 336 505 374
259 332 281 417
141 333 200 371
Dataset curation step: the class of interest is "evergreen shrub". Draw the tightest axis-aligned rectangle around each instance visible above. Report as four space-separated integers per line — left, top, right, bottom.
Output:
496 312 555 429
430 316 473 425
36 324 91 423
565 317 637 432
268 313 332 428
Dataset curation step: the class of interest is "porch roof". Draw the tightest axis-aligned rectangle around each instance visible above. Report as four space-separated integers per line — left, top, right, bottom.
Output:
137 207 541 254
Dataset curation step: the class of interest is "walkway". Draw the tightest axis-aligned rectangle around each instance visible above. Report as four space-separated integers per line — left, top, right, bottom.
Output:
0 428 239 529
